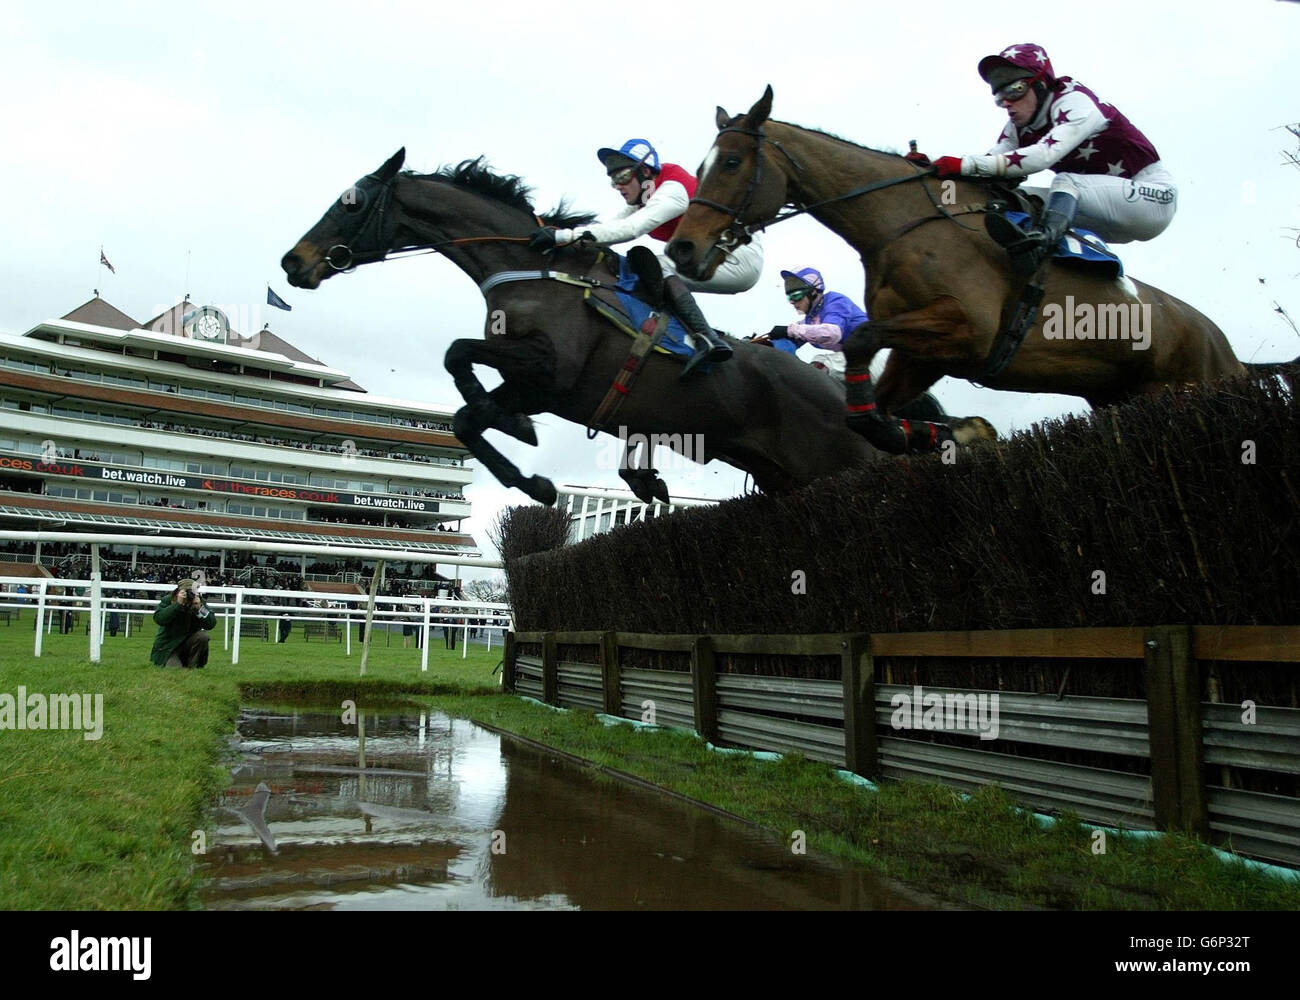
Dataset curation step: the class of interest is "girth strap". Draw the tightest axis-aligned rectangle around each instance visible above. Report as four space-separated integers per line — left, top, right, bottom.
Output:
480 269 605 295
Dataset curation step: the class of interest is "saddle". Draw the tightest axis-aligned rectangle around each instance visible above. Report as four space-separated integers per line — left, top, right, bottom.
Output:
983 184 1123 278
580 251 713 364
976 184 1125 381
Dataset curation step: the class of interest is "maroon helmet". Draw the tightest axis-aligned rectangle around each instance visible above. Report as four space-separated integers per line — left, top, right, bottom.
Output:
978 43 1056 93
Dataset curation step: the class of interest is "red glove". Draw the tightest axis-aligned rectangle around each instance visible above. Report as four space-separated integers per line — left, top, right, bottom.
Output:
932 156 964 178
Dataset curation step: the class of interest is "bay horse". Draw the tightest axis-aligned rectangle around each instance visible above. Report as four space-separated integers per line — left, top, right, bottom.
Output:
280 150 993 505
667 87 1294 454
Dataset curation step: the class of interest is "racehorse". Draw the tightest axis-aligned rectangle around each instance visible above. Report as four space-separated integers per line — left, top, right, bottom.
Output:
280 149 994 504
666 87 1294 454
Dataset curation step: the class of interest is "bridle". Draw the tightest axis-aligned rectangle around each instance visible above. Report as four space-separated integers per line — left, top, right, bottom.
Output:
687 124 799 250
323 174 539 272
323 171 401 271
688 123 940 250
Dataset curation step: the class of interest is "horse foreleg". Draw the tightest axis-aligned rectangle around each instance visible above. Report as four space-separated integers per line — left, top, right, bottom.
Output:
843 324 952 455
617 437 670 505
876 354 943 415
444 337 556 505
444 338 538 446
843 299 980 455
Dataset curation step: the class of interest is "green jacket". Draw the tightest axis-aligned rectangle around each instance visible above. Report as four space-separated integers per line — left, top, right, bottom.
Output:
150 594 217 666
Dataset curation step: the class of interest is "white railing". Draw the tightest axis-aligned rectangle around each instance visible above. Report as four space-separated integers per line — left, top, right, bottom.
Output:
0 576 512 669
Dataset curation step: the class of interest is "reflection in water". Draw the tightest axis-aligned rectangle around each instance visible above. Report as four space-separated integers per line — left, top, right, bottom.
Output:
201 706 923 910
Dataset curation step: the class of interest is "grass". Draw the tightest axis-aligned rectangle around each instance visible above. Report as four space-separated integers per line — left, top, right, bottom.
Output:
0 613 1296 910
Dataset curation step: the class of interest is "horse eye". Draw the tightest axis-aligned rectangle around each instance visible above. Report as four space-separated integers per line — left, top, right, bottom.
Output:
723 155 742 171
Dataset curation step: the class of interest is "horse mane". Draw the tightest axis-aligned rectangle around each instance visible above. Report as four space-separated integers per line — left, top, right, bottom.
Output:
405 157 597 228
770 120 906 162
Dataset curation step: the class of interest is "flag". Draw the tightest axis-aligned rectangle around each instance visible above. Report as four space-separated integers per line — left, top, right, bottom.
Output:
267 286 292 311
99 250 116 274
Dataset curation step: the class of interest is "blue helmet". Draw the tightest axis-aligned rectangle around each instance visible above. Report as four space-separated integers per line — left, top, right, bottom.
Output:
596 139 660 174
780 267 825 293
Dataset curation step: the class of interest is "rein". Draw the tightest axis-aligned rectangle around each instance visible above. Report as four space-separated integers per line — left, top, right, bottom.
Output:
689 124 939 246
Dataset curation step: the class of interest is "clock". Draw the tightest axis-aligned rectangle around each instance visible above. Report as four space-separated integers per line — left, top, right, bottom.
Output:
182 305 230 343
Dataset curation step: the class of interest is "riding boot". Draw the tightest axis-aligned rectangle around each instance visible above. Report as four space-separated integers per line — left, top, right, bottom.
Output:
664 275 733 379
986 190 1078 278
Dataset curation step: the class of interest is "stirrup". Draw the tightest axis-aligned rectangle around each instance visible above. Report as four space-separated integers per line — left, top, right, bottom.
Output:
986 214 1046 277
680 344 711 380
984 211 1037 252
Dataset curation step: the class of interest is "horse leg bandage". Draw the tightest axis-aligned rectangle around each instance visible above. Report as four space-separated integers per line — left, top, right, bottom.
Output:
846 367 951 455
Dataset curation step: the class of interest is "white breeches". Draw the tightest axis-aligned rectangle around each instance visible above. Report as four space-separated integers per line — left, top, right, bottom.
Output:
1023 162 1177 244
657 233 764 294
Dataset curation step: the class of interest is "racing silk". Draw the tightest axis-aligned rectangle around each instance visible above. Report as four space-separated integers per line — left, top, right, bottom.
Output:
556 162 697 247
961 79 1161 181
784 291 867 349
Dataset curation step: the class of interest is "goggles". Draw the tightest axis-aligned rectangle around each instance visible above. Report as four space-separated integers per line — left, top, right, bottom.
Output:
993 78 1034 107
786 288 814 303
609 167 638 187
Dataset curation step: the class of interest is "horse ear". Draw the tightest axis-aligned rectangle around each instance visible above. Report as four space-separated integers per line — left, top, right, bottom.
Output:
715 106 731 131
377 147 406 181
746 85 774 127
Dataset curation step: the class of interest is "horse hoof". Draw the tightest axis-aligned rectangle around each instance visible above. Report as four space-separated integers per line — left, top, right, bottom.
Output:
950 416 998 445
525 476 557 506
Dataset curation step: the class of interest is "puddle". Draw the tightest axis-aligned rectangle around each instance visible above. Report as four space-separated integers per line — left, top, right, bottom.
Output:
200 705 926 910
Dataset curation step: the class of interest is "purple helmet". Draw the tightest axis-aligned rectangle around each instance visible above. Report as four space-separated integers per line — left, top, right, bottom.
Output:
978 43 1056 92
780 267 825 292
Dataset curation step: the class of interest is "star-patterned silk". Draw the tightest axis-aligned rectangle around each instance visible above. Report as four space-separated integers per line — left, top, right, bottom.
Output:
962 78 1160 180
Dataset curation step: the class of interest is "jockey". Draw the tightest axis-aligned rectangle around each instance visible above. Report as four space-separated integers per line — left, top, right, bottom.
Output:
529 139 763 376
765 267 867 356
931 43 1176 277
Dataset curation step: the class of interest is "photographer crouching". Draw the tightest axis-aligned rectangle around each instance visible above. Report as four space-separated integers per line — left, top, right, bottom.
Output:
150 578 216 668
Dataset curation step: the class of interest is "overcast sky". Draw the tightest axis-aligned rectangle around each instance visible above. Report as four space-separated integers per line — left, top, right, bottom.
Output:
3 1 1297 576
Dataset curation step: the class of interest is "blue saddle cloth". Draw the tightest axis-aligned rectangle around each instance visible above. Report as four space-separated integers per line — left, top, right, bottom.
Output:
1004 211 1123 277
609 254 697 360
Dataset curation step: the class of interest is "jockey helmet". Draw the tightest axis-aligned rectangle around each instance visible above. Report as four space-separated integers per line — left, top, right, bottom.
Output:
780 267 825 294
597 139 661 176
978 43 1056 94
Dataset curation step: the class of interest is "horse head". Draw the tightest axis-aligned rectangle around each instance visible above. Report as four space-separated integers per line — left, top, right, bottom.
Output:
666 86 790 281
282 147 407 288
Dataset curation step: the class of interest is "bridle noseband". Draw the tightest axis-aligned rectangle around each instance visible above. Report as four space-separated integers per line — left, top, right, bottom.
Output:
324 172 400 272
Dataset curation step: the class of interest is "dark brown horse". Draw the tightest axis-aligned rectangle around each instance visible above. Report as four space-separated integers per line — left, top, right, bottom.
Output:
280 150 992 505
667 87 1293 454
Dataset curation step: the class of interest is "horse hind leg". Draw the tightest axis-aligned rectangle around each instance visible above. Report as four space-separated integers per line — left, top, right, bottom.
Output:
617 437 670 505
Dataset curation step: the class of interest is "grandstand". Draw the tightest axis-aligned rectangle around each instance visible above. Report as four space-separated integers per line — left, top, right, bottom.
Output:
0 294 484 597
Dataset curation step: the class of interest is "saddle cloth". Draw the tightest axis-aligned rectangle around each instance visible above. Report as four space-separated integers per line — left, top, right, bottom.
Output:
598 253 698 360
